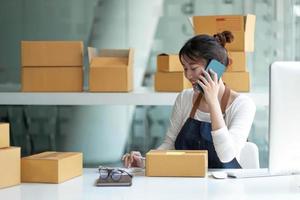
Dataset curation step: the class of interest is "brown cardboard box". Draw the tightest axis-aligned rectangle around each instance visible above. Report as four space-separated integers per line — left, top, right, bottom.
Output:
157 54 183 72
0 123 9 148
21 41 83 66
88 47 134 92
21 41 84 92
22 67 83 92
155 71 192 92
227 51 247 72
21 152 83 183
146 150 207 177
193 14 256 52
0 147 21 189
222 71 250 92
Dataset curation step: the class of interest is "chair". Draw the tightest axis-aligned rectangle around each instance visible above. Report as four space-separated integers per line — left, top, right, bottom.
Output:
239 142 260 169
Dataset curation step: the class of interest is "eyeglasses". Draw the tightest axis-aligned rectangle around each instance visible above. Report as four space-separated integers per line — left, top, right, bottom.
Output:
98 166 133 182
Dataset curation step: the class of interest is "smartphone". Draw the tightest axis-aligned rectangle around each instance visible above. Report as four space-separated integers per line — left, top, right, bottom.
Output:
195 59 226 93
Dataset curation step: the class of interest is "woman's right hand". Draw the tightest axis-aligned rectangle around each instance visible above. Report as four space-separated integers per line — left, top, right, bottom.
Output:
122 151 144 168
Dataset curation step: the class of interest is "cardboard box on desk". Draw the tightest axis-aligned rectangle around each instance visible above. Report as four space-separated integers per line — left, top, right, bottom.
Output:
155 71 192 92
157 54 183 72
0 147 21 189
21 152 83 184
222 71 250 92
88 47 134 92
0 123 9 148
227 51 247 72
21 41 84 92
145 150 207 177
193 14 256 52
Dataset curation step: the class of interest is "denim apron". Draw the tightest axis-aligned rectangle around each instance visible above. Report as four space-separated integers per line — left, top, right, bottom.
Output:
174 87 241 168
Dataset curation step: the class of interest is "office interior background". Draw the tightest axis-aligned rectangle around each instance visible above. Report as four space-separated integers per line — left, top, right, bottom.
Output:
0 0 299 168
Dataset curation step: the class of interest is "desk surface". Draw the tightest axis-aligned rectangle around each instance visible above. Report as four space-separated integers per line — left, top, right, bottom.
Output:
1 168 300 200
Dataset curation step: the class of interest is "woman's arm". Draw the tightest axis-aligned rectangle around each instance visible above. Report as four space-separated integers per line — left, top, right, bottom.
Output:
211 97 256 162
157 91 189 150
198 69 256 162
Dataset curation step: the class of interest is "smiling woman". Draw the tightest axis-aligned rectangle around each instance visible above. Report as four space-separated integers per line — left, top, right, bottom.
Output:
123 32 256 169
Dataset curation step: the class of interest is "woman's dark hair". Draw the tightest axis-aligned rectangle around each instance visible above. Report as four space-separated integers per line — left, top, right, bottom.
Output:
179 31 234 67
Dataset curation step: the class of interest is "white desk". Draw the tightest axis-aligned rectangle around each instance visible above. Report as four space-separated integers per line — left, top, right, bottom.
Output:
1 168 299 200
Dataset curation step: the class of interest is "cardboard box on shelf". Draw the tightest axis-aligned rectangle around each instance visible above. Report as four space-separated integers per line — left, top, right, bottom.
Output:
193 14 256 52
222 71 250 92
0 123 9 148
21 66 83 92
21 41 83 67
0 147 21 189
145 150 207 177
154 71 192 92
157 54 183 72
88 47 134 92
21 151 83 184
227 51 247 72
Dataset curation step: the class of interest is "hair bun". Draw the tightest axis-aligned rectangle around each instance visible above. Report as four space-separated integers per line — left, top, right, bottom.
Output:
213 31 234 47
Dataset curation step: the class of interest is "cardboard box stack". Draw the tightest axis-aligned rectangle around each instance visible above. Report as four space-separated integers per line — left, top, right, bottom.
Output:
0 123 21 189
21 41 84 92
21 151 83 183
154 54 192 92
145 150 207 177
88 47 134 92
193 14 256 92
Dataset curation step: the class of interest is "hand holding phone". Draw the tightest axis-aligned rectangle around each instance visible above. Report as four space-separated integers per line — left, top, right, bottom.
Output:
195 59 226 93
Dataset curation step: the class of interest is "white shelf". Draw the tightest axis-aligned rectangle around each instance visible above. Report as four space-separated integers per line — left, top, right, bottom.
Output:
0 87 268 106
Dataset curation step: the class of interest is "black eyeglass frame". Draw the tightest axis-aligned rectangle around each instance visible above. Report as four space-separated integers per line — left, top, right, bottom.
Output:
98 166 133 182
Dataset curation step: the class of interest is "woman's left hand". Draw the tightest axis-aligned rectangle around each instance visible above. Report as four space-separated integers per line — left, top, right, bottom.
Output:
197 69 219 105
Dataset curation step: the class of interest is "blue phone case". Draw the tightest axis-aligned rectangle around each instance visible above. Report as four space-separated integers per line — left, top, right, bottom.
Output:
196 59 226 92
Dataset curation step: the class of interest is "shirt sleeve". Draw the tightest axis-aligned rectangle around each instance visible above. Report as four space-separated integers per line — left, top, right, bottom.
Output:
157 91 187 150
211 96 256 163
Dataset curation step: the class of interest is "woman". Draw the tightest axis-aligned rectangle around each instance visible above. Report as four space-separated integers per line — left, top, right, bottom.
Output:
123 31 256 168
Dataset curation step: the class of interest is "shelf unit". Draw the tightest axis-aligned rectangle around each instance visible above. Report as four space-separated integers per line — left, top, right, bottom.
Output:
0 87 268 106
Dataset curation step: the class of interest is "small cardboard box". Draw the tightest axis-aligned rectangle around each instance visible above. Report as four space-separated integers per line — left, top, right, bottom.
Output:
227 51 247 72
0 123 9 148
88 47 134 92
146 150 207 177
22 66 83 92
21 41 83 66
193 14 256 52
157 54 183 72
0 147 21 189
222 71 250 92
21 151 83 183
155 71 192 92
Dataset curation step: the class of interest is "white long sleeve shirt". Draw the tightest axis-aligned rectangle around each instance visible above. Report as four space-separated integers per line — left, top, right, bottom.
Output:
157 88 256 163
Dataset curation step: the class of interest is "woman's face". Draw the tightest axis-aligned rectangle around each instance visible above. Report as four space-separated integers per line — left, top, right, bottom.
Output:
181 56 206 92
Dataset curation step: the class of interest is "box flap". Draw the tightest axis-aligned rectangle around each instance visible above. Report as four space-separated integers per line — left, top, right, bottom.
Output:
187 16 194 29
147 150 207 155
89 47 134 68
91 57 128 67
23 151 81 160
244 14 256 51
88 47 99 64
245 14 256 31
